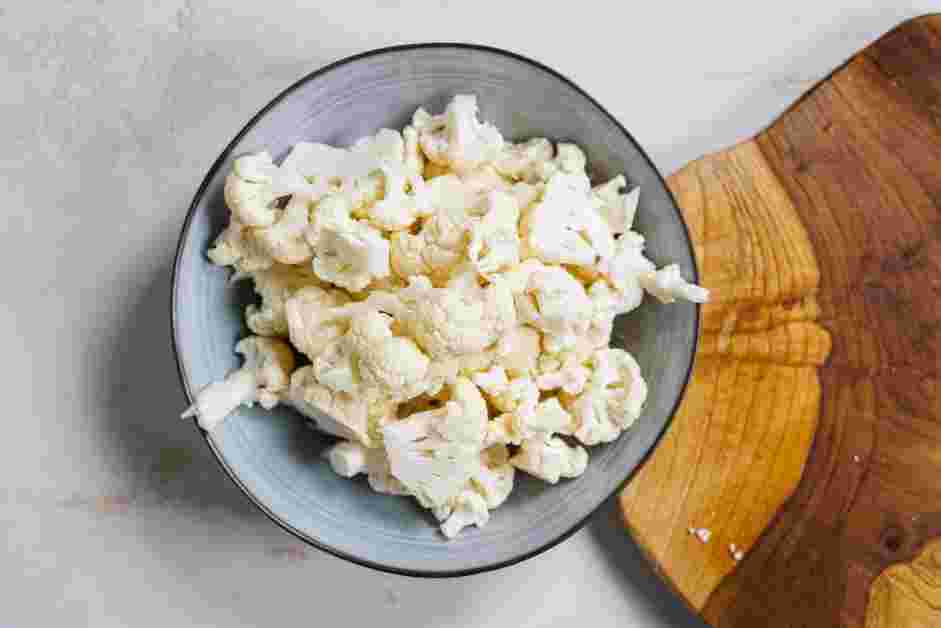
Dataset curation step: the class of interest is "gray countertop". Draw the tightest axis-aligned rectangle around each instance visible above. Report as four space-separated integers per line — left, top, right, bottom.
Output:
2 1 934 626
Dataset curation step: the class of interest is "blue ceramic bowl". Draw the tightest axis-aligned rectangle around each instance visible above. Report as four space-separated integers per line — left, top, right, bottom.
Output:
172 44 699 577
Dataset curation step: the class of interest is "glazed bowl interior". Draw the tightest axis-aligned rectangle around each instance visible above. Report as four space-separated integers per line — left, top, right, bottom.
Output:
172 44 699 576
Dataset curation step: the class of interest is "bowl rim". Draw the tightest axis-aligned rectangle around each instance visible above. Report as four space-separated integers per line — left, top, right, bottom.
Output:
171 42 701 578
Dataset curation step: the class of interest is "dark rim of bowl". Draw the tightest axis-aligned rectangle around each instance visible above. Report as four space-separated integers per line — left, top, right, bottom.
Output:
171 42 701 579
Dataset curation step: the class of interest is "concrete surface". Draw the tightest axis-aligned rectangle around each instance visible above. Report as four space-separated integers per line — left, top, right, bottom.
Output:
1 1 935 626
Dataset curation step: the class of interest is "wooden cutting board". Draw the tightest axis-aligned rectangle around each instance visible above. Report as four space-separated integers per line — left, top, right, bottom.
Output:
621 14 941 628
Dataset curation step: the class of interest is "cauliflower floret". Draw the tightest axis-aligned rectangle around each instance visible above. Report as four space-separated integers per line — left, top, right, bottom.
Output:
640 264 710 304
470 444 515 509
492 325 542 378
593 176 639 235
324 440 368 478
402 125 425 176
361 165 431 232
473 367 539 426
383 378 488 508
521 172 615 268
562 348 648 446
343 310 432 402
485 396 575 446
247 195 315 265
439 490 490 539
515 265 593 352
494 138 554 181
390 204 469 284
283 285 351 360
181 337 295 432
306 195 391 292
207 218 274 273
289 366 395 447
414 95 504 173
224 152 325 227
395 271 517 361
244 264 323 337
365 446 409 495
598 231 656 313
311 335 359 394
468 191 521 276
510 437 588 484
536 352 591 396
553 143 587 175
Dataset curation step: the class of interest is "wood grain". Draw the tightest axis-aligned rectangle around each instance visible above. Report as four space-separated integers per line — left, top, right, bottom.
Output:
621 14 941 628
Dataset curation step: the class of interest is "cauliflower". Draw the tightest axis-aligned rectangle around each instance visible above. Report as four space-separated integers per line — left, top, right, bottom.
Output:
562 348 648 446
390 203 469 283
361 165 431 232
439 490 490 539
341 310 432 402
306 195 391 291
593 175 639 235
244 264 323 337
521 172 615 267
207 218 273 273
289 366 395 447
181 336 295 432
598 231 656 313
325 440 368 478
414 95 504 173
470 444 515 509
383 378 488 508
395 271 516 361
468 191 521 276
283 285 351 360
191 94 712 538
247 195 315 265
495 138 554 181
640 264 710 304
514 264 593 352
510 437 588 484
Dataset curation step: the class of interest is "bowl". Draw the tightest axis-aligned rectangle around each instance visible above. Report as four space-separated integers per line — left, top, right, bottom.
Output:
172 43 700 576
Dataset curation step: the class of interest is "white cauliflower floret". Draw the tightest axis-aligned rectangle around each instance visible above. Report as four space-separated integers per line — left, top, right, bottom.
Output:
244 264 322 337
207 219 273 273
383 378 488 509
311 336 359 394
395 271 516 361
457 165 511 198
521 172 615 267
439 490 490 539
402 125 425 176
248 195 315 265
640 264 710 304
510 437 588 484
515 265 593 352
224 152 325 227
553 143 587 174
494 138 554 181
390 203 469 283
283 285 351 360
470 444 515 509
414 95 504 173
365 446 409 495
485 396 575 446
324 440 368 478
492 325 542 378
181 337 295 432
468 191 521 276
598 231 657 313
306 195 391 292
562 348 648 446
536 353 591 396
289 366 395 447
342 310 431 402
593 176 639 235
361 165 431 232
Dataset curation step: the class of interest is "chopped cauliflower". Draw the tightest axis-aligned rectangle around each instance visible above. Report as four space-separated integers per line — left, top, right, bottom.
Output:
185 94 710 538
562 348 648 446
640 264 710 304
306 195 391 292
181 336 295 432
521 172 615 267
510 437 588 484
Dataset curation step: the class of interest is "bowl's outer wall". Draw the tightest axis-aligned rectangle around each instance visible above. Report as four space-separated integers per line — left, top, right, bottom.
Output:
174 45 698 575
